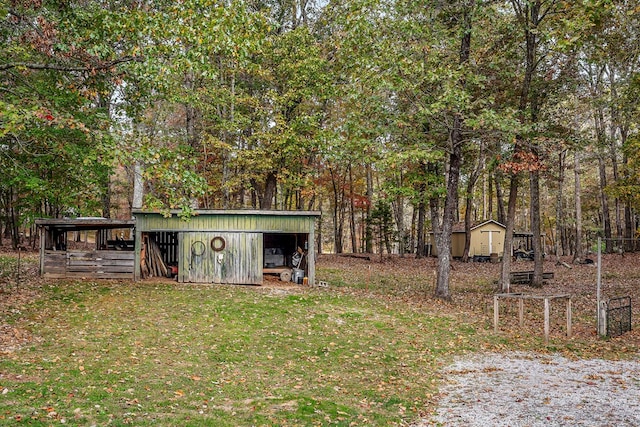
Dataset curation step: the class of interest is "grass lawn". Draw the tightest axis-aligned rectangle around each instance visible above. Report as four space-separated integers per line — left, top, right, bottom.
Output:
0 278 483 426
2 252 638 426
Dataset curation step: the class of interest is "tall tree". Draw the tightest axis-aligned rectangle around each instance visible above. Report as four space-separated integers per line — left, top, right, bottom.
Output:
1 0 142 244
574 151 585 261
499 0 571 290
432 0 473 299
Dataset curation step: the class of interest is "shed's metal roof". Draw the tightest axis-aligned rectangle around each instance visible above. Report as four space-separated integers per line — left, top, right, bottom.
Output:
132 209 321 217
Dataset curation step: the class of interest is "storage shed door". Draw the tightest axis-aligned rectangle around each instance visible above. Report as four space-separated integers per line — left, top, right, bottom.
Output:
179 232 263 284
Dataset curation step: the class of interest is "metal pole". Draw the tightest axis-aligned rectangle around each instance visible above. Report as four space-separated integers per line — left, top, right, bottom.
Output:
493 295 499 333
566 297 572 338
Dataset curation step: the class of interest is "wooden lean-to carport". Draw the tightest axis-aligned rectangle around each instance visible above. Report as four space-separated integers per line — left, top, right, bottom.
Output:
36 218 136 279
133 210 321 285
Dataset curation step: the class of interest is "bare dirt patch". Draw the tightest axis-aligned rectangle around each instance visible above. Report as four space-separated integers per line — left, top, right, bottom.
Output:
0 324 35 355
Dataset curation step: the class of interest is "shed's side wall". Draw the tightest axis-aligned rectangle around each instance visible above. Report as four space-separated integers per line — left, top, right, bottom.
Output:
429 232 466 257
451 233 466 258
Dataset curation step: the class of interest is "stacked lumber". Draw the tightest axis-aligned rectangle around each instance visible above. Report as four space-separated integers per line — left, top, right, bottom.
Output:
141 235 168 278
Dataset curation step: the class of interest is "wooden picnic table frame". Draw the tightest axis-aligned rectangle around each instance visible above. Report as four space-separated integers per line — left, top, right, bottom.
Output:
493 293 572 344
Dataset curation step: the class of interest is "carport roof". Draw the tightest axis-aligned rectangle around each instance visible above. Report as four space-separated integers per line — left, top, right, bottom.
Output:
35 218 135 231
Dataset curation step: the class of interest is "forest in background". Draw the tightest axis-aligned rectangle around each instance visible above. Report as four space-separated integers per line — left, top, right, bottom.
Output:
2 0 640 296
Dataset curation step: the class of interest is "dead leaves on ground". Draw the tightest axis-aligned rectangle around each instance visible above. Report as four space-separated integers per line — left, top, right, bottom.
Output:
3 251 640 359
317 253 640 357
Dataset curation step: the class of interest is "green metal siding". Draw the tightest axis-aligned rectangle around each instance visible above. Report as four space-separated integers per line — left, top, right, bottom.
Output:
134 211 317 234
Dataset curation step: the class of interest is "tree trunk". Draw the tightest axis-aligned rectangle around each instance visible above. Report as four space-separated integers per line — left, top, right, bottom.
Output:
598 155 613 252
348 165 358 253
365 164 374 253
573 152 584 262
102 178 111 219
434 2 471 300
330 167 345 254
530 170 543 287
495 173 506 224
555 150 565 260
132 162 144 210
316 195 323 254
462 197 472 263
436 113 463 300
500 0 548 291
524 1 545 287
251 186 258 209
621 129 633 250
410 205 417 255
625 205 633 250
416 194 427 259
384 225 392 255
608 73 622 240
9 188 20 249
260 172 278 210
486 171 491 220
429 162 442 235
499 176 519 292
184 71 201 210
462 148 484 262
393 193 405 258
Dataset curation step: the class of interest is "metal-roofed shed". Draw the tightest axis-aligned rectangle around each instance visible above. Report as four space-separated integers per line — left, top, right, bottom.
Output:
133 210 321 285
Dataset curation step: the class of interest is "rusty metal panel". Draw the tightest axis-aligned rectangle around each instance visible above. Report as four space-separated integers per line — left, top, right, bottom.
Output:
179 232 263 284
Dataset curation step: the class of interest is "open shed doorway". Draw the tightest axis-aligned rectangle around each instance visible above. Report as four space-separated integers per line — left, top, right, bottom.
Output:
140 232 179 279
263 233 310 283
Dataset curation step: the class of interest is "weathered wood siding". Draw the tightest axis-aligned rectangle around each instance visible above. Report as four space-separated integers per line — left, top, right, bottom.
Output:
179 232 263 284
42 250 135 279
42 252 66 277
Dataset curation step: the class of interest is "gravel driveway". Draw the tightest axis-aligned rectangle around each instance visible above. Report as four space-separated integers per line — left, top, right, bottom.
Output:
417 352 640 427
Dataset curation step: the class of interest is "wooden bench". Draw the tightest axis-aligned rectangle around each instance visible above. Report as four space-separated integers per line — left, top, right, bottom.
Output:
509 270 554 284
